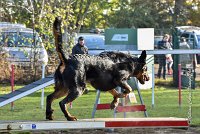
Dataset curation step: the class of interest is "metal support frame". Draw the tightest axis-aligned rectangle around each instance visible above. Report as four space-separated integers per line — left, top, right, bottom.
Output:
92 78 148 118
134 78 148 117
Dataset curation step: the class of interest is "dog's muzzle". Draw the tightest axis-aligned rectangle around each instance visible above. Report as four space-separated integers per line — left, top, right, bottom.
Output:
138 72 150 84
144 74 150 82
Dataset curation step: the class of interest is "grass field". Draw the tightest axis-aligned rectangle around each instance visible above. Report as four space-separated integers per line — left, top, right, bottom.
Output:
0 79 200 126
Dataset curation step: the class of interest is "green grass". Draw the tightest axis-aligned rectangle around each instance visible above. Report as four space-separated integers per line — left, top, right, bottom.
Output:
0 80 200 126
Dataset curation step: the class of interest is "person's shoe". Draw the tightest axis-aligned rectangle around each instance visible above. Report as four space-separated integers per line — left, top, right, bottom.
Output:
168 70 170 75
168 70 172 75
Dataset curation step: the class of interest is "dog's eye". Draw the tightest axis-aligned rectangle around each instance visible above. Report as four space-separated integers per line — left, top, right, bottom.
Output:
143 66 147 71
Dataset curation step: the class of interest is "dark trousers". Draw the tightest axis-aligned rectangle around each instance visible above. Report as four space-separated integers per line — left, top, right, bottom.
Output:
157 56 166 79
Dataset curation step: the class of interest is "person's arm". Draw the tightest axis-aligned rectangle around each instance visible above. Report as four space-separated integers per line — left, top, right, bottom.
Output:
158 41 167 49
166 42 172 49
72 46 77 55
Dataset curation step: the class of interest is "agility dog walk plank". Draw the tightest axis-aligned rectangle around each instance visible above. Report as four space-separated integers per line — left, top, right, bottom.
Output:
0 118 189 131
0 75 54 107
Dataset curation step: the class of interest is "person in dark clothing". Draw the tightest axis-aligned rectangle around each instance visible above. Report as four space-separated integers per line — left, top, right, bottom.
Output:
72 36 88 55
72 36 89 94
157 34 172 80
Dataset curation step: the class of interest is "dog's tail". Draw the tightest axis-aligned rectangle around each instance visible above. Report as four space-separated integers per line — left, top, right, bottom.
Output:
53 16 68 65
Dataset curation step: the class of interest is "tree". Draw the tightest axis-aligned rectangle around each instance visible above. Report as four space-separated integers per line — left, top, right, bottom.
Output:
185 0 200 26
107 0 173 29
1 0 200 47
0 0 96 52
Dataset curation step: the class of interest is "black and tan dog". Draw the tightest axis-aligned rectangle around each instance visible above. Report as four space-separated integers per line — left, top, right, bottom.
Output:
46 17 149 121
99 51 149 85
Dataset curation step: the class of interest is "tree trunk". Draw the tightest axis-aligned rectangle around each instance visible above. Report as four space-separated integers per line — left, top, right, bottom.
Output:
173 0 184 27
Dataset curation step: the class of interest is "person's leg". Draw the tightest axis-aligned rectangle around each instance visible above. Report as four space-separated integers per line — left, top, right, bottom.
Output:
166 61 170 74
163 59 167 79
194 54 199 67
157 58 162 78
169 61 173 75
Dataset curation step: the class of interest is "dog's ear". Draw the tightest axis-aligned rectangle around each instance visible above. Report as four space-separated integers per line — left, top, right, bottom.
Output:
138 50 146 63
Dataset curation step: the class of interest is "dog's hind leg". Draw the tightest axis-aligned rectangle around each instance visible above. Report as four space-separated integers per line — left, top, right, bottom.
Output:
59 89 82 121
108 89 126 109
109 82 132 110
46 88 68 120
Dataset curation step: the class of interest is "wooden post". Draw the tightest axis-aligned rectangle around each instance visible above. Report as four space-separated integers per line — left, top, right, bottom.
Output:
178 64 181 107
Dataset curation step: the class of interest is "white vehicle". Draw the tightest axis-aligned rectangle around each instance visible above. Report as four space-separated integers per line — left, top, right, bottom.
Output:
0 22 25 29
0 25 48 66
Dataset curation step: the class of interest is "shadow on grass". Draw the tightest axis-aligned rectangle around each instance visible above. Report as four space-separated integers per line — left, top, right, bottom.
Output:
195 80 200 88
155 77 200 89
155 77 174 88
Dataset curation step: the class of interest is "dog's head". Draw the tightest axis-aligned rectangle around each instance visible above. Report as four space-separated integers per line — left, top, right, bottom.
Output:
99 50 150 84
132 50 150 84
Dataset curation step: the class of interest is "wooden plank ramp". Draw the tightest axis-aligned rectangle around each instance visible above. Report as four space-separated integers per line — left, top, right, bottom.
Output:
0 75 54 107
0 118 189 131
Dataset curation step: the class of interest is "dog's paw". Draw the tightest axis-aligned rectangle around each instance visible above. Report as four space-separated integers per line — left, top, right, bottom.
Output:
46 115 54 120
123 91 130 97
46 109 54 120
110 100 119 110
117 93 126 98
67 116 77 121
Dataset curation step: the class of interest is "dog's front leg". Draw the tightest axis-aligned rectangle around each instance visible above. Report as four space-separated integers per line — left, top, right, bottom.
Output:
108 89 126 98
118 81 132 97
114 75 132 97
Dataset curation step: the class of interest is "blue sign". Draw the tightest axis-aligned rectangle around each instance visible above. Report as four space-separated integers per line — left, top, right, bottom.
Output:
32 124 36 129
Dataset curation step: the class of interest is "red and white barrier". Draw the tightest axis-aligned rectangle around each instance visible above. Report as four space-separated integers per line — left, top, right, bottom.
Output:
0 118 189 131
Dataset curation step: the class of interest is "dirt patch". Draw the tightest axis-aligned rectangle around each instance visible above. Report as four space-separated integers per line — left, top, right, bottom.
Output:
26 127 200 134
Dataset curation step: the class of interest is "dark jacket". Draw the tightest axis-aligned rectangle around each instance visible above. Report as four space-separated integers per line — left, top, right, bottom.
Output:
158 40 172 59
158 40 171 50
72 43 88 55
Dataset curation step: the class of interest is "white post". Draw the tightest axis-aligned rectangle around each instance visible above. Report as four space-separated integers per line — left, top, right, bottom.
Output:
41 64 45 109
152 64 155 108
92 90 101 118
